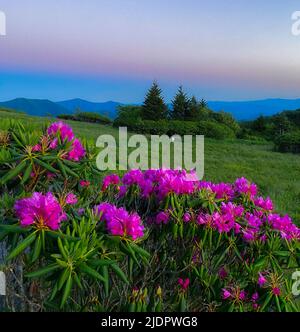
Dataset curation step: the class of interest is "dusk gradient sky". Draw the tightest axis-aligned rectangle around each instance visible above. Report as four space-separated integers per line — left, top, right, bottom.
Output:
1 0 300 102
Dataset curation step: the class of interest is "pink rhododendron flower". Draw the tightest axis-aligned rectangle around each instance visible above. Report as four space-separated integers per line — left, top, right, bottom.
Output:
102 174 120 190
14 192 66 230
49 138 58 150
222 289 232 300
183 212 191 223
218 267 228 279
32 144 41 152
79 180 90 187
47 121 74 141
252 292 259 302
155 211 169 225
239 290 247 301
235 177 257 198
212 212 235 233
258 273 267 287
95 203 144 240
65 193 78 205
178 278 190 291
211 183 234 200
66 138 85 161
254 197 273 211
221 202 244 218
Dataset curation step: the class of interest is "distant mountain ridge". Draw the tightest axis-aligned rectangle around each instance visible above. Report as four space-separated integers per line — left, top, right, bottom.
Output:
2 97 300 121
207 98 300 121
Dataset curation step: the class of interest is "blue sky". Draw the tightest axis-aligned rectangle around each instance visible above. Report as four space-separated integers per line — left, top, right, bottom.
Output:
0 0 300 102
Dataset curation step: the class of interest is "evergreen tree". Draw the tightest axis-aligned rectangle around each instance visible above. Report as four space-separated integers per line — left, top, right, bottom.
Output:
142 82 168 120
187 96 199 120
170 86 190 120
199 98 207 109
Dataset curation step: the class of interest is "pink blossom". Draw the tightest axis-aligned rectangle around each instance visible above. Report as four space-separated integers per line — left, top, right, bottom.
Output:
272 287 281 296
235 177 257 198
218 267 228 279
49 138 58 150
95 203 144 240
212 212 235 233
252 292 259 302
178 278 190 291
183 212 191 223
79 180 90 187
67 138 85 161
239 290 247 301
47 121 74 142
32 144 41 152
155 211 169 225
254 197 273 211
14 192 66 230
102 174 120 191
258 273 267 287
222 288 232 300
65 193 78 205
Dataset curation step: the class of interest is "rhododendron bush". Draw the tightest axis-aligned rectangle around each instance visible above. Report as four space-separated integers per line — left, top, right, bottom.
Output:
0 122 299 312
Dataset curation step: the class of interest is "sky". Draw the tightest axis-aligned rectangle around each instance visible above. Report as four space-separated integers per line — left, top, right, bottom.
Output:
0 0 300 103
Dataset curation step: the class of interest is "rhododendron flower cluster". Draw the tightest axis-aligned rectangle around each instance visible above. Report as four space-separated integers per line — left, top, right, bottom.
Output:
102 169 300 242
32 121 86 161
95 203 144 240
14 192 67 230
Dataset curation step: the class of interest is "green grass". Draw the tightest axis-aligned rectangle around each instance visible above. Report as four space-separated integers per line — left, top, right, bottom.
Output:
1 109 300 222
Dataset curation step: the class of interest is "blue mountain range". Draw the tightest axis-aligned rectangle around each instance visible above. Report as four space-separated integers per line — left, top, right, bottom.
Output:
1 97 300 121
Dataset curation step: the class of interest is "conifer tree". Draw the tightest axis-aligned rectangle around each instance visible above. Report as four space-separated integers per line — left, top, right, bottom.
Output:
142 82 168 120
199 98 207 109
170 86 190 120
187 96 199 120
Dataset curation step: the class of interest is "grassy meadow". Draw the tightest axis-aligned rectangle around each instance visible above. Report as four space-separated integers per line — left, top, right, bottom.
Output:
1 108 300 222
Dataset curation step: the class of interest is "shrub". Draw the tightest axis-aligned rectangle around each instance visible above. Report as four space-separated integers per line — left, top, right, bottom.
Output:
274 131 300 153
1 122 299 312
197 121 236 139
58 112 112 125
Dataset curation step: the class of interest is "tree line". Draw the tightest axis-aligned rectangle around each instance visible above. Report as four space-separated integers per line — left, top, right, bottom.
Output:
142 82 207 121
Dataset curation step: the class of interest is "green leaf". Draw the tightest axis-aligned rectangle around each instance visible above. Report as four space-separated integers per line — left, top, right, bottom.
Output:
31 234 42 263
0 161 27 185
110 263 129 285
57 159 67 178
60 274 73 309
35 158 58 173
79 263 106 282
89 259 116 267
6 232 37 260
0 224 30 233
26 263 60 278
21 162 33 185
129 243 150 260
101 265 109 297
260 292 273 312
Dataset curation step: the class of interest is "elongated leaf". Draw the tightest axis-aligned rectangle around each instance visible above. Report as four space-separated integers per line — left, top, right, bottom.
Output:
21 162 33 185
0 224 30 233
60 274 73 309
110 263 129 285
35 158 58 173
57 159 67 178
0 161 27 184
26 263 60 278
31 234 42 263
129 243 150 260
6 232 37 260
79 263 106 282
